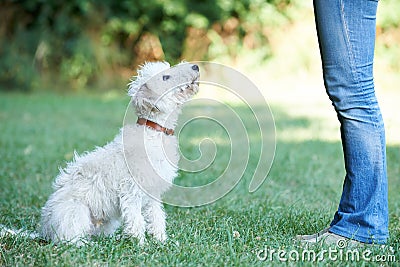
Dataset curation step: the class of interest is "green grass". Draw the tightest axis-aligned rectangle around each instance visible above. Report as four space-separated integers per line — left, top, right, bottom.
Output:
0 92 399 266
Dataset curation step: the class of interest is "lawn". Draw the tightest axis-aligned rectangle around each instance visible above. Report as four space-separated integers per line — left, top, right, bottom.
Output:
0 91 399 266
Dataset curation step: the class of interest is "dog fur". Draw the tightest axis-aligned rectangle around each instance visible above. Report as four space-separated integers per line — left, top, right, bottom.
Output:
38 61 200 245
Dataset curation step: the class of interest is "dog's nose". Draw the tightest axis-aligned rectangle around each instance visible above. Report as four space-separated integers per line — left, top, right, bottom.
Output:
192 64 199 71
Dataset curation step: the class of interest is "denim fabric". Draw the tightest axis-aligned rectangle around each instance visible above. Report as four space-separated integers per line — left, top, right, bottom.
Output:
313 0 389 243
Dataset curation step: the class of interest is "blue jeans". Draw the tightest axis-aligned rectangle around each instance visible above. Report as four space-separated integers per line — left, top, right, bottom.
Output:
313 0 389 243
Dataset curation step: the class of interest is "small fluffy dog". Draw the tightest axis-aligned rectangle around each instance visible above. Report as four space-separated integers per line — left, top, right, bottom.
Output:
38 62 200 245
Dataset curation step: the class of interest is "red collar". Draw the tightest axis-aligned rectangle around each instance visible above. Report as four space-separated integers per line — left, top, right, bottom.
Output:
136 118 174 136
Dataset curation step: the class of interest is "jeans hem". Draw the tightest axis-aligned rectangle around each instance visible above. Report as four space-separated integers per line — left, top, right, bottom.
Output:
329 225 388 244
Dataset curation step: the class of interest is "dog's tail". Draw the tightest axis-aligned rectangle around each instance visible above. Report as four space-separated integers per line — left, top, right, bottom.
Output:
0 224 39 239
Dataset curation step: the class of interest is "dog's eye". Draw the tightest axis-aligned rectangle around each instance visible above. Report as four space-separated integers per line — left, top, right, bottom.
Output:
162 75 171 81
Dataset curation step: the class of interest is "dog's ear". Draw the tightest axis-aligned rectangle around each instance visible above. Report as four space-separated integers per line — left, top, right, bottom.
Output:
131 83 155 111
127 79 142 97
128 61 171 97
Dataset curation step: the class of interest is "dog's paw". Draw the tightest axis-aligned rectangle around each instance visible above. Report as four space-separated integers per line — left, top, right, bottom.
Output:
146 223 167 242
152 230 167 243
125 231 145 245
124 224 146 245
122 231 145 245
136 235 146 245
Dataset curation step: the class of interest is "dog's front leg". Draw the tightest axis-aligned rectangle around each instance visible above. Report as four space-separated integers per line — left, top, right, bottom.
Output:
119 187 146 244
143 197 167 242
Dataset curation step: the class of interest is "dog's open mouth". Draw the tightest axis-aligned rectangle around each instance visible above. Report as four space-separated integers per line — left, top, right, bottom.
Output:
180 76 200 92
191 77 200 86
192 73 200 86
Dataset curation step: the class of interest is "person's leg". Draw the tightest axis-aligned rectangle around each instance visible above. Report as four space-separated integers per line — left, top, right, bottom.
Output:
313 0 388 243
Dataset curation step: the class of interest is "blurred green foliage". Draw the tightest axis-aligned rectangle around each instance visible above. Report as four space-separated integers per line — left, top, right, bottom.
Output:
376 0 400 72
377 0 400 29
0 0 296 91
0 0 398 91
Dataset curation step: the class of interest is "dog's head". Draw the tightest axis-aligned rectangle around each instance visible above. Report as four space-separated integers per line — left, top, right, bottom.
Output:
128 62 200 118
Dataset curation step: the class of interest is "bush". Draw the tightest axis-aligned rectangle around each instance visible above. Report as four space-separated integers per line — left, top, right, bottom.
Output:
0 0 305 91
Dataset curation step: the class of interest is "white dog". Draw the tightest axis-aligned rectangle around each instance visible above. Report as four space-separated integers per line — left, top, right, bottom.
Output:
1 62 199 245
